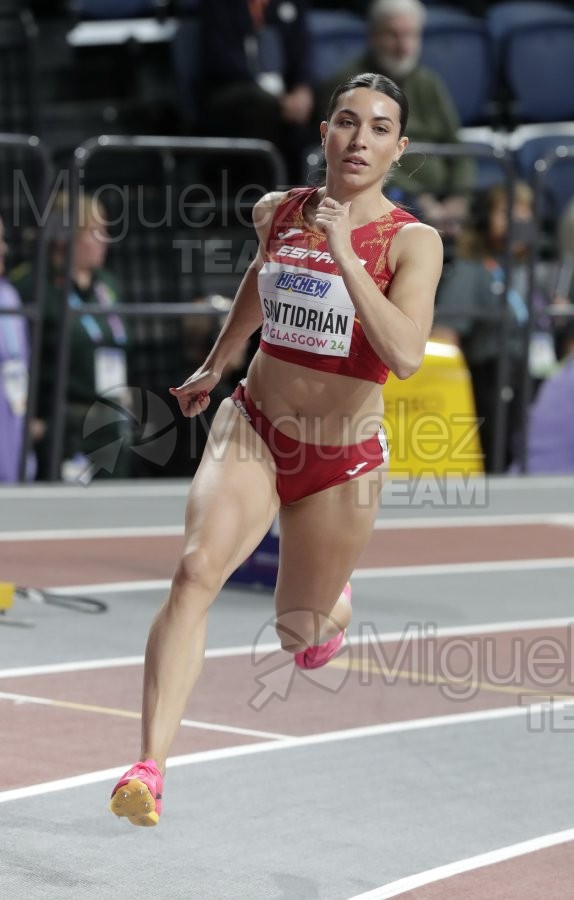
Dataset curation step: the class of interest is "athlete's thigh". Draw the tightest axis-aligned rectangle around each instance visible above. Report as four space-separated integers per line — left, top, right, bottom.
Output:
180 399 280 581
274 463 387 618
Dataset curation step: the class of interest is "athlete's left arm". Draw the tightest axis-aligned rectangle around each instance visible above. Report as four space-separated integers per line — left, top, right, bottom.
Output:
338 223 443 379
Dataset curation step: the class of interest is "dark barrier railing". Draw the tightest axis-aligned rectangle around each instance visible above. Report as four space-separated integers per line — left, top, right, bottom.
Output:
0 133 51 481
405 141 517 474
47 135 287 481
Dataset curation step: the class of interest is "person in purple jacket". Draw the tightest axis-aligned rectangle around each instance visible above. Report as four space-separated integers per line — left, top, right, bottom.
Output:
0 215 33 482
516 320 574 474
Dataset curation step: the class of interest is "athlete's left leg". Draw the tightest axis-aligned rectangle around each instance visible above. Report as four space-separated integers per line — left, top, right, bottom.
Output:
274 462 388 654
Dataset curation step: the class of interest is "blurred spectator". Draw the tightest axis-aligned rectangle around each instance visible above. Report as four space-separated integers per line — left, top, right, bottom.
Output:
510 319 574 473
12 193 133 481
0 214 42 482
433 183 559 472
199 0 314 184
315 0 475 233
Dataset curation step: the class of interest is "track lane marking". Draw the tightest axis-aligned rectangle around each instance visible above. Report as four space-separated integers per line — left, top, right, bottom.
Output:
1 617 573 679
1 698 573 804
347 828 574 899
0 690 290 741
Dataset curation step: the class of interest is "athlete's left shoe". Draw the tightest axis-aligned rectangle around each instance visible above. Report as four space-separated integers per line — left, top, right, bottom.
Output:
109 759 163 826
294 582 351 670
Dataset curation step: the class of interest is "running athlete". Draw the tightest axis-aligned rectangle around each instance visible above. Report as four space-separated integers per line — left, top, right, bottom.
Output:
109 72 443 826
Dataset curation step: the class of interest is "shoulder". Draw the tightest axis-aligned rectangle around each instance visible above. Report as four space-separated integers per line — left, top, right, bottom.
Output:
252 190 289 229
253 188 311 242
392 221 443 262
252 190 289 245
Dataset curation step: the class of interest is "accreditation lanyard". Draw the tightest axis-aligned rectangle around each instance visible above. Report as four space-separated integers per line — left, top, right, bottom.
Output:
485 259 528 324
68 280 127 346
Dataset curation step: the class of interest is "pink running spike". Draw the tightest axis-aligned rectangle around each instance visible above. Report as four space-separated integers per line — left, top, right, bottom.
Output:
294 582 351 670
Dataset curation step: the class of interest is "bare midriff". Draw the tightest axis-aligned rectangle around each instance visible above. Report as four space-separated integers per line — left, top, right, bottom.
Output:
246 349 385 446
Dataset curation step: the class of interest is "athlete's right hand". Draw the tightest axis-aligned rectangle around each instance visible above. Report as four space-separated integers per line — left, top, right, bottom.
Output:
169 369 221 418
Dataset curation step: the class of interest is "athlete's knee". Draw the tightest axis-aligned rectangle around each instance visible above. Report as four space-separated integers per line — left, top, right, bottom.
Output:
172 544 221 597
275 611 319 654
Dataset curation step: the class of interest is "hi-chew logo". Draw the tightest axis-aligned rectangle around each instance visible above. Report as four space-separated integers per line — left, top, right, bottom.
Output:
275 271 332 299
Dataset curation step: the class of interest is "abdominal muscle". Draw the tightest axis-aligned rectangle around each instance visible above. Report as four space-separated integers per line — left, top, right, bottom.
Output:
246 350 385 446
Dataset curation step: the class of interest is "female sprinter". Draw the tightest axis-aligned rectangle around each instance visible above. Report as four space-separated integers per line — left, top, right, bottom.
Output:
109 72 443 825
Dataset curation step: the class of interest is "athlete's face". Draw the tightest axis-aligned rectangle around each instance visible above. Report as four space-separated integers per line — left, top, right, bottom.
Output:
321 88 408 187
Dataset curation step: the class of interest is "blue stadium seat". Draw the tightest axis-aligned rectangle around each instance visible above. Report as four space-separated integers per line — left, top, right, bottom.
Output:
511 125 574 220
424 6 477 25
307 11 367 84
421 20 492 125
74 0 159 18
457 127 509 190
504 23 574 122
486 2 574 41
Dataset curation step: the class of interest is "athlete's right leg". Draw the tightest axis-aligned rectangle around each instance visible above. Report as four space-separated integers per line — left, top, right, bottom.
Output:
139 398 280 773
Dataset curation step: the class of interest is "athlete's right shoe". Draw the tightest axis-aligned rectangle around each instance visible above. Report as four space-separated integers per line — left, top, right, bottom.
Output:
109 759 163 827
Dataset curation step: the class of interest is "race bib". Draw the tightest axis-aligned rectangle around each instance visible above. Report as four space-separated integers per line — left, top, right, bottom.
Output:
259 262 355 357
94 347 128 398
1 358 28 417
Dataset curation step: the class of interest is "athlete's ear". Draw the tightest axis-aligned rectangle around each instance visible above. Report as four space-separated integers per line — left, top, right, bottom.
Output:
320 120 328 146
395 136 409 162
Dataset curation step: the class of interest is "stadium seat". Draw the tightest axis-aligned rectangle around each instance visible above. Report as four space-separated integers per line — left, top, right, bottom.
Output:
307 11 367 84
503 22 574 123
74 0 159 19
457 126 510 189
486 1 574 41
510 124 574 220
424 6 477 25
421 19 492 126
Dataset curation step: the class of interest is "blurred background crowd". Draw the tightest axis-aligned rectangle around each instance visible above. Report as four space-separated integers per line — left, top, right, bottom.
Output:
1 0 574 483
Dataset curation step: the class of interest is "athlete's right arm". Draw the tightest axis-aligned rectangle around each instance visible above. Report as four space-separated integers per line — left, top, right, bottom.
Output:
169 191 286 417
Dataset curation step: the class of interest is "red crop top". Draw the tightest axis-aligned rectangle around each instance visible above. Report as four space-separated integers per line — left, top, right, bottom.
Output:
258 187 420 384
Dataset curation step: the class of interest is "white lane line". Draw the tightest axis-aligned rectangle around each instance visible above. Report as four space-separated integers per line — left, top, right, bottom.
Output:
374 513 574 530
2 513 573 541
347 827 574 899
0 483 190 499
0 690 289 741
37 556 574 597
353 558 574 578
0 526 183 542
48 580 172 595
484 477 574 490
1 616 573 679
0 699 572 805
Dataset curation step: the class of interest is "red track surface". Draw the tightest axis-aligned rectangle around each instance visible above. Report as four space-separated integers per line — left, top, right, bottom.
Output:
397 844 574 899
1 522 573 587
2 626 573 791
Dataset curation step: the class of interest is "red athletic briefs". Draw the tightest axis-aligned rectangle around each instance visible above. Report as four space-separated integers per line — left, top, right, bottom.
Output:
231 381 389 505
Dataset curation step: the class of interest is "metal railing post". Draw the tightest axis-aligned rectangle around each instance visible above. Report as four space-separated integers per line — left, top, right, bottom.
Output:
47 135 287 480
